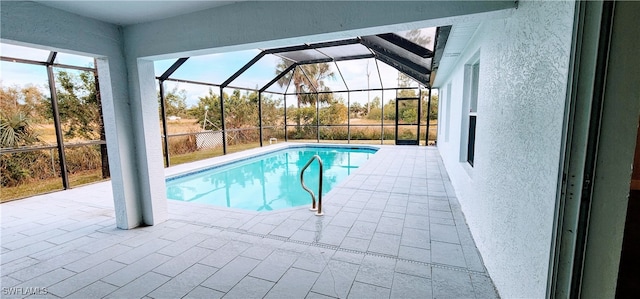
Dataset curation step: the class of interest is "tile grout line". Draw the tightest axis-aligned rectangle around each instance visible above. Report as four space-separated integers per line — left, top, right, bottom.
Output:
171 218 489 277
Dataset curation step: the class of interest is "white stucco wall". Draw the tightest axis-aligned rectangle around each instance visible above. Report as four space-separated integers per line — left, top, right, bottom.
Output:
124 1 516 59
435 1 576 297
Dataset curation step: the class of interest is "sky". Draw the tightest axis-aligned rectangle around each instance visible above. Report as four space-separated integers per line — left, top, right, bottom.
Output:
1 27 437 108
1 43 95 92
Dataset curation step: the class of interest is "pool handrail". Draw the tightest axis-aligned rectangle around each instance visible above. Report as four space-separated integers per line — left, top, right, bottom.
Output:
300 155 324 216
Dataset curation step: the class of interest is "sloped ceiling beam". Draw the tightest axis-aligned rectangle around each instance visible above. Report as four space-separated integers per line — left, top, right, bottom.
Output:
264 38 361 55
430 25 452 87
260 63 297 92
374 53 430 87
159 57 189 81
221 51 266 88
360 36 430 86
376 33 434 58
360 36 430 74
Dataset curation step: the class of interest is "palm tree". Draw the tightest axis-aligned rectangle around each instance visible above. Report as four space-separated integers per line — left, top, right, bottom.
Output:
0 112 40 148
275 59 335 108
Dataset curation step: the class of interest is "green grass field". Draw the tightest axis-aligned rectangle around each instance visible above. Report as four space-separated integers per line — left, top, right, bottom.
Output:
1 170 107 203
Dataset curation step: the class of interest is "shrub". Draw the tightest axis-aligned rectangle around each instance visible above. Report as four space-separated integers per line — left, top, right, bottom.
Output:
65 146 101 174
383 128 395 140
167 135 197 155
1 144 107 188
1 152 35 187
319 127 348 140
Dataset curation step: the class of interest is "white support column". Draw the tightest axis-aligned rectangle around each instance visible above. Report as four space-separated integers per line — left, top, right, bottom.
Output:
96 57 142 229
96 57 168 229
127 58 168 226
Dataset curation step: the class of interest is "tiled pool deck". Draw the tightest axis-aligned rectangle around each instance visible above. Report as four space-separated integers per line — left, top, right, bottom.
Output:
1 144 499 298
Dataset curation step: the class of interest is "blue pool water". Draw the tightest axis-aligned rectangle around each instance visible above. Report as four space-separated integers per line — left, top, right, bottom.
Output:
166 146 378 211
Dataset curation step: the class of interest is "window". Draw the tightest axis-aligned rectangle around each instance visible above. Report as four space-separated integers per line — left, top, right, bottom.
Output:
467 63 479 166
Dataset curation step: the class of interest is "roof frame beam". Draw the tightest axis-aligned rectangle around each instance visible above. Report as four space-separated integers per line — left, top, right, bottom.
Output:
158 31 441 92
1 56 95 72
260 63 297 92
290 53 375 66
360 36 431 75
430 25 452 86
298 66 318 92
296 57 334 65
376 33 434 58
333 53 375 62
374 53 430 87
46 51 57 65
159 57 189 81
264 38 361 55
221 51 267 88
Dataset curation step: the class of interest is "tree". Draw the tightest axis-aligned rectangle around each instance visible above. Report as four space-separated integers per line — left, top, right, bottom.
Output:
349 102 363 117
320 98 348 125
276 60 337 136
275 60 335 108
362 96 383 120
397 97 418 123
0 84 48 122
55 69 110 177
0 112 40 148
224 89 258 129
0 112 39 185
193 89 222 131
0 112 41 187
424 93 438 121
54 70 102 140
370 96 381 110
0 86 44 187
367 98 396 121
260 94 283 127
193 88 283 131
384 99 396 121
160 86 188 118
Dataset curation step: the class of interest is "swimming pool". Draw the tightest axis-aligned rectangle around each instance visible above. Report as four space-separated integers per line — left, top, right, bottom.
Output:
166 145 378 211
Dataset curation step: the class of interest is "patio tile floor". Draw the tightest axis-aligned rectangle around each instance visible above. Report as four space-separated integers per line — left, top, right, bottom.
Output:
1 145 499 298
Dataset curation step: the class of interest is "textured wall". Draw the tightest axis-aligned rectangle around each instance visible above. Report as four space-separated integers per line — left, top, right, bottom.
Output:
435 1 575 297
123 1 516 59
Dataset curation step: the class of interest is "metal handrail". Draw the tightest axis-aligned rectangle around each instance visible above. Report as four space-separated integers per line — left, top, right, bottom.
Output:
300 155 324 216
